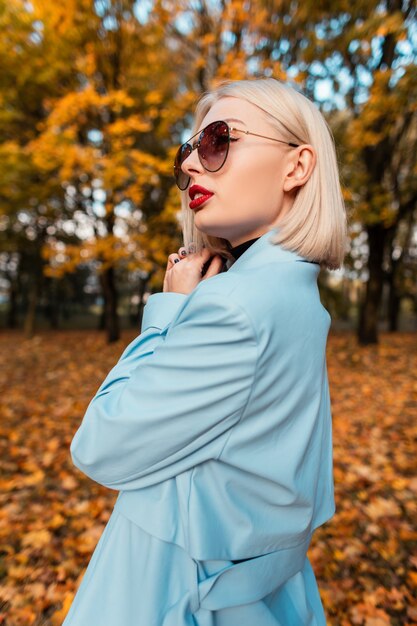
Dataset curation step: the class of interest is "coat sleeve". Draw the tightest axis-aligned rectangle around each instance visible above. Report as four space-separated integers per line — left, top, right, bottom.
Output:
93 291 188 395
141 291 188 333
70 288 258 490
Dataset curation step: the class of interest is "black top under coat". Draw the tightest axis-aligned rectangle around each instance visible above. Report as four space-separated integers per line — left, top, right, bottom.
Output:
228 236 261 261
220 236 261 272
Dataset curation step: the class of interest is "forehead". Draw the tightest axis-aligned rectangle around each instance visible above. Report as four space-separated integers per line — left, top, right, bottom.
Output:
198 97 266 131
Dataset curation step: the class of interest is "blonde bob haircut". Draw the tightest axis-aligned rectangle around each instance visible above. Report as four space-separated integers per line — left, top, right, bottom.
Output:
178 77 348 271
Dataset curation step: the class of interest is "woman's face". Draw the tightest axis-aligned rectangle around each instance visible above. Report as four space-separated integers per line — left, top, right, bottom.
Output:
181 96 313 246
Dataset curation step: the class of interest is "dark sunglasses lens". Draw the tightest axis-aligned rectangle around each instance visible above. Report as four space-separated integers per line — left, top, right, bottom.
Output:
173 121 230 189
174 143 191 189
198 121 229 172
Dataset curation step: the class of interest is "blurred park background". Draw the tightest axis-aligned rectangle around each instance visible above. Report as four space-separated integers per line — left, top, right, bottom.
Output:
0 1 416 625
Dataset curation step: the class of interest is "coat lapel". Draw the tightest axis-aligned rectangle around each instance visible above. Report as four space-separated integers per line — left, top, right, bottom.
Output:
226 226 309 273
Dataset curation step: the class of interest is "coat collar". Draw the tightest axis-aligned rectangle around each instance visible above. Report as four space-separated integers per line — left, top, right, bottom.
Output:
226 226 310 273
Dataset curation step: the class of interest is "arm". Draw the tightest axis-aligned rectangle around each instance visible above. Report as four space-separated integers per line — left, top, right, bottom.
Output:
94 292 188 396
141 292 188 333
70 289 258 490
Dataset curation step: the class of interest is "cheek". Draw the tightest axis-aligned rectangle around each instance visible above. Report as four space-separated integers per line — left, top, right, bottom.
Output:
217 151 282 211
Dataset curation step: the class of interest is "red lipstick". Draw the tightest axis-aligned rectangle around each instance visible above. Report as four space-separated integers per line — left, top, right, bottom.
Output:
189 185 214 210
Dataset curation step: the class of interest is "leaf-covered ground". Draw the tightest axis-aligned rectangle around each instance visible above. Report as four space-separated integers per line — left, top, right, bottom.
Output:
0 330 416 625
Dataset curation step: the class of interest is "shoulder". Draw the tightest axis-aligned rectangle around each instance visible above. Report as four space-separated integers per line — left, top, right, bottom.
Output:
165 257 329 342
198 260 327 322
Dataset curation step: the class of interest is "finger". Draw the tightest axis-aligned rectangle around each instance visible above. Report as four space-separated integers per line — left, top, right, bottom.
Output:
193 245 212 259
166 252 181 270
178 247 188 257
194 248 215 275
185 242 211 258
201 255 225 279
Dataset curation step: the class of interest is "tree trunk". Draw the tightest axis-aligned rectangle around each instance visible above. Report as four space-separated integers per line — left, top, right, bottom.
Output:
7 279 18 329
137 272 153 329
387 287 401 332
98 302 106 330
358 224 387 345
24 281 38 338
137 287 146 328
100 266 120 343
46 278 60 329
386 248 402 332
386 211 415 332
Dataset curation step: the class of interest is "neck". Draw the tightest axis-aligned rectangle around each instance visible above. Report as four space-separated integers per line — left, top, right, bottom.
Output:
226 225 277 248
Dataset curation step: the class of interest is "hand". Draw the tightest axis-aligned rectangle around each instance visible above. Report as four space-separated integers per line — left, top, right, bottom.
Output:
163 244 224 295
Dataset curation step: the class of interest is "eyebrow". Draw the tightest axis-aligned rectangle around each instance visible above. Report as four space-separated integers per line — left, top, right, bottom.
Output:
224 118 247 126
190 118 248 147
195 118 247 135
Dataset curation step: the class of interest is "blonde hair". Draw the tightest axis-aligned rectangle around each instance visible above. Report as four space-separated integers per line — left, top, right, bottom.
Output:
178 78 348 271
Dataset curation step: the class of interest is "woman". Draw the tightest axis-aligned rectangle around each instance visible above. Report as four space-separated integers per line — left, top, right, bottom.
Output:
63 78 347 625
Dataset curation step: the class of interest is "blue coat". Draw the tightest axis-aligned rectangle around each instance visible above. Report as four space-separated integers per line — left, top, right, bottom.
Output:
64 226 335 625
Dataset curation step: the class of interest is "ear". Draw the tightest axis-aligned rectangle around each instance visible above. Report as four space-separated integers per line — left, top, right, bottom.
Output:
283 145 317 193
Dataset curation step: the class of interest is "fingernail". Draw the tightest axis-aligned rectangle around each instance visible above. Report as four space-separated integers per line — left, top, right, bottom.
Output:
174 258 180 263
180 250 187 256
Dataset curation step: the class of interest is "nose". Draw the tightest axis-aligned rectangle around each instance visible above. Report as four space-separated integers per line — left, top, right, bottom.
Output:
181 144 204 180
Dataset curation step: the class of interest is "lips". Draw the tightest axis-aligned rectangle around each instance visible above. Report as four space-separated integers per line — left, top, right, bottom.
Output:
189 184 213 200
189 184 214 211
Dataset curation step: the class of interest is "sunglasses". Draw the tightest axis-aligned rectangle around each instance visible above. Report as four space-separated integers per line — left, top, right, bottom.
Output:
173 119 300 190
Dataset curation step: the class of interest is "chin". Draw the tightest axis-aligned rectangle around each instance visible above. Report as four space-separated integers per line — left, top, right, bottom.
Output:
193 208 238 237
